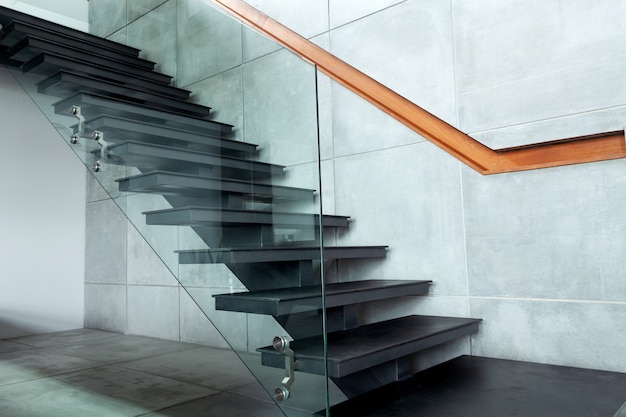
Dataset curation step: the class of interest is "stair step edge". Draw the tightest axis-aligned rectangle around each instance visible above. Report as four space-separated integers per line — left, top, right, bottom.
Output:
0 11 141 57
143 206 350 228
23 52 187 99
0 19 146 64
177 245 388 264
53 93 232 135
77 114 254 154
38 70 210 117
260 315 481 378
214 279 432 315
116 171 315 200
8 35 169 82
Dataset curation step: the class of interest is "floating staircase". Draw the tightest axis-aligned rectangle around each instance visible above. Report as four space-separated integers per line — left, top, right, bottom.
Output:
0 5 480 409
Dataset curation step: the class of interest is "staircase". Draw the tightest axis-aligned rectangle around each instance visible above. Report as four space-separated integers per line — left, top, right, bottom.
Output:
0 5 480 411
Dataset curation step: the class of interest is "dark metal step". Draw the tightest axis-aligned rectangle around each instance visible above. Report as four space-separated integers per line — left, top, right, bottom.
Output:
143 206 350 228
214 279 431 315
53 93 232 136
77 115 255 156
38 71 210 117
177 245 388 264
116 171 314 200
104 141 284 179
0 20 152 68
24 53 188 99
0 8 140 56
7 36 170 83
260 315 481 378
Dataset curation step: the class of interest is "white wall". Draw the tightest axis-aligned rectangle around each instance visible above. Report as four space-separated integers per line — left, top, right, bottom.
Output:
0 67 86 339
0 0 89 31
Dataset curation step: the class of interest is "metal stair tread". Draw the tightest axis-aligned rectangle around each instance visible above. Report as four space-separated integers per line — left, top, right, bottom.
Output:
213 279 432 315
77 114 255 156
53 92 231 134
177 245 388 264
116 171 314 200
7 35 170 83
143 206 350 228
0 19 151 67
38 70 210 117
259 315 481 378
23 52 188 99
104 141 284 179
0 9 141 56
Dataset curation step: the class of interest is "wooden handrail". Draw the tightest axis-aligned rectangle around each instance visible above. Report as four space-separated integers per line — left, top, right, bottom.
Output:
211 0 626 175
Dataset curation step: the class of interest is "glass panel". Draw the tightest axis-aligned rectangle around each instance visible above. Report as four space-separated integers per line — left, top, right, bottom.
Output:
1 1 334 415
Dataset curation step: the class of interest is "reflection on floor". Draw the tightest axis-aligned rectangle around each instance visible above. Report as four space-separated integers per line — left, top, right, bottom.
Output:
0 328 317 417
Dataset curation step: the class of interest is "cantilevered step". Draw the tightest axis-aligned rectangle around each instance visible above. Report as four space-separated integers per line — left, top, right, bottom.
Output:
214 279 431 315
38 71 209 117
8 36 170 83
260 315 481 378
104 141 284 179
54 93 232 136
24 53 188 99
143 206 349 228
0 8 140 56
0 20 152 68
77 115 255 156
177 245 388 264
117 171 314 200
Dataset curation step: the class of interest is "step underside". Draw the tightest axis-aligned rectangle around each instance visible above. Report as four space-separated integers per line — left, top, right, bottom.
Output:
116 171 314 200
260 315 481 378
38 71 210 117
143 206 349 228
177 245 388 264
103 141 284 179
53 93 232 136
77 114 255 156
214 279 431 315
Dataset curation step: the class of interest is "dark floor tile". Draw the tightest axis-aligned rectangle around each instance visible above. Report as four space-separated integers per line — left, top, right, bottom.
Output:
328 355 626 417
8 328 118 347
121 346 257 390
0 349 104 385
55 365 217 413
47 334 197 364
138 392 286 417
0 340 33 354
0 378 150 417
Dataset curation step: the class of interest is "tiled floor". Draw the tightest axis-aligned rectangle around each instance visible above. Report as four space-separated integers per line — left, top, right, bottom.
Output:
0 328 319 417
5 329 625 417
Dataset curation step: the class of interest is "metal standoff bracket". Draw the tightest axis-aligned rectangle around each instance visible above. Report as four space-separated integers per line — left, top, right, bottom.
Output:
91 130 109 172
273 335 296 402
69 105 85 144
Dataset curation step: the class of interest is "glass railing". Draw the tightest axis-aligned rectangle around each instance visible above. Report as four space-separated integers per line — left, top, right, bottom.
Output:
2 1 338 415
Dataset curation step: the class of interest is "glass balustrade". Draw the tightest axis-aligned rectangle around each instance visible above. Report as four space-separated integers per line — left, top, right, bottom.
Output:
2 1 336 414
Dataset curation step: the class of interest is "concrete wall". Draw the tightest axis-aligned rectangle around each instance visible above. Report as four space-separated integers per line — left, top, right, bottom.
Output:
85 0 626 373
247 0 626 373
0 66 85 339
